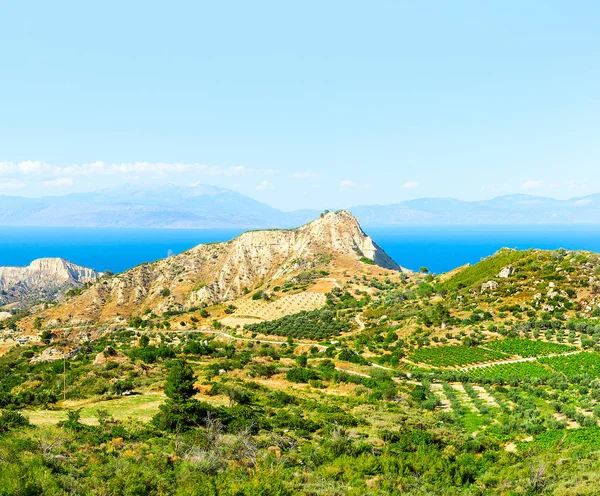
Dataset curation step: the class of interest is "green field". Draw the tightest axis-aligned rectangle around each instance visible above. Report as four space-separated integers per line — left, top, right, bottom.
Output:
440 249 527 291
540 352 600 378
526 426 600 450
485 338 575 358
409 345 507 367
22 393 165 426
467 361 553 381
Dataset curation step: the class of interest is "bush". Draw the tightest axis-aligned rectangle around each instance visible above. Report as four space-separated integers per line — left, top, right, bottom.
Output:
129 346 175 364
0 409 30 433
286 367 319 383
112 379 134 395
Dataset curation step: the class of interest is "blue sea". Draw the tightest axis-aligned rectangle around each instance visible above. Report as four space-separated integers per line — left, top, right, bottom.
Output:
1 225 600 274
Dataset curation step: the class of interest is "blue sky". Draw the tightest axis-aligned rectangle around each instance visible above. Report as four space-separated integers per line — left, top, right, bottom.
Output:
1 1 599 210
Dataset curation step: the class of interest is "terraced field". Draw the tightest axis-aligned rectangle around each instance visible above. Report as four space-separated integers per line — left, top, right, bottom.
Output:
220 292 326 328
428 377 600 437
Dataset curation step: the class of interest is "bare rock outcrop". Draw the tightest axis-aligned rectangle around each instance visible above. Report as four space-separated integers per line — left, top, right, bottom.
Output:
481 280 499 292
32 211 407 326
0 258 102 307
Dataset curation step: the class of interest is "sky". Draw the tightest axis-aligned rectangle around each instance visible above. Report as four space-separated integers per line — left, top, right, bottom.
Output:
1 1 600 211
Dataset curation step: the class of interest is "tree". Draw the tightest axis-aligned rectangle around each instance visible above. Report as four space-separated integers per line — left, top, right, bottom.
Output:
419 267 430 274
129 316 143 328
165 360 197 403
113 379 134 395
296 353 308 367
154 360 215 432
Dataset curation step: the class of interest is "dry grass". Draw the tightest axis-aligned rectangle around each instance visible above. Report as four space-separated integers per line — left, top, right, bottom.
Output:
221 292 327 327
22 393 166 426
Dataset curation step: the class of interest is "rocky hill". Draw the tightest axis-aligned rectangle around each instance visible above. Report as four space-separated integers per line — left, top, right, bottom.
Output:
30 211 407 328
0 258 102 307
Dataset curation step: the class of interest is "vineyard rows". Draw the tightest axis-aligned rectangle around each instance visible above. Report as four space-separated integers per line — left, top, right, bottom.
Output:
467 361 552 381
539 352 600 379
409 339 581 368
485 338 575 357
409 345 507 367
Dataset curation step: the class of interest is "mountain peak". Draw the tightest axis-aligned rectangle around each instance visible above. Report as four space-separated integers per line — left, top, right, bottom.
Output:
27 213 404 327
297 210 400 270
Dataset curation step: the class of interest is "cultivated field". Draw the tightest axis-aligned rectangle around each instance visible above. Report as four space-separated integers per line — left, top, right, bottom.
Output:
221 292 326 327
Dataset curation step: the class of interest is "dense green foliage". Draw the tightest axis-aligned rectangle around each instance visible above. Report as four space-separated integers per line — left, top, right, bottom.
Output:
4 246 600 494
441 248 527 290
245 308 350 340
529 426 600 450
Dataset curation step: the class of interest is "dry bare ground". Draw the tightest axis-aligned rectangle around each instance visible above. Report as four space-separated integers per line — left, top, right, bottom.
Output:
471 384 500 408
220 292 326 327
429 383 452 409
450 384 478 413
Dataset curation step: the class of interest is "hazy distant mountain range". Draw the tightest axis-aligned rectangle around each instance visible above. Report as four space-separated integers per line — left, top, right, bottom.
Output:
0 184 307 228
1 185 600 228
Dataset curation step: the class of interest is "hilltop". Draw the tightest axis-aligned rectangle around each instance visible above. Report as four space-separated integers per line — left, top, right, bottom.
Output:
0 258 102 308
25 211 407 330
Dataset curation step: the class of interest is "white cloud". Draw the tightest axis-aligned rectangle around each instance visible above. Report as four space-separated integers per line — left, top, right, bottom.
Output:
0 180 25 192
44 177 74 187
0 161 279 180
339 179 371 191
564 180 586 190
521 180 543 191
289 171 321 180
256 180 274 191
402 181 419 189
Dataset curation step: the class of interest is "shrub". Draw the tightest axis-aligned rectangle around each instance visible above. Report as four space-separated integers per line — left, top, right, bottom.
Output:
286 367 319 383
0 410 29 433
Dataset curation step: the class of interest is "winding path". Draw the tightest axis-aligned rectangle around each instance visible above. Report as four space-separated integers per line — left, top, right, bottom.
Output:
191 329 329 348
355 313 365 331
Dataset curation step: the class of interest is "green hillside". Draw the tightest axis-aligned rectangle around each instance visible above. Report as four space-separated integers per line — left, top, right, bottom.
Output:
2 247 600 494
